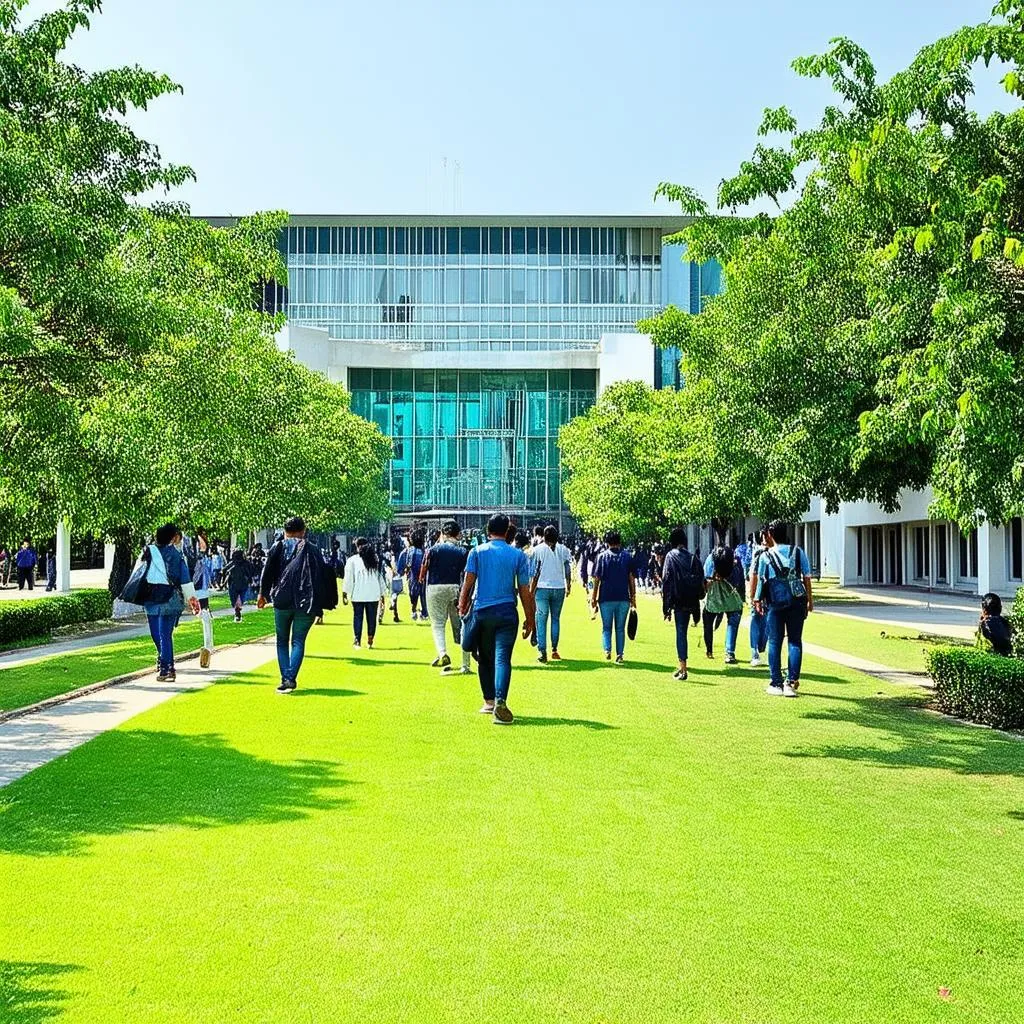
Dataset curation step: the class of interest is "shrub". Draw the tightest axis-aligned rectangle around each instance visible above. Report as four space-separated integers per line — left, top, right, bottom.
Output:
927 647 1024 731
1010 586 1024 659
0 589 114 645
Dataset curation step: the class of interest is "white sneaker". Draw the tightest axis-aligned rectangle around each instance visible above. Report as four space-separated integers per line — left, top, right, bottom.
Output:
765 685 785 696
750 654 761 667
782 683 798 698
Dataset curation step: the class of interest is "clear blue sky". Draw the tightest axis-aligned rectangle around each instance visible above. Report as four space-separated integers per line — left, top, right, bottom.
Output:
28 0 1010 216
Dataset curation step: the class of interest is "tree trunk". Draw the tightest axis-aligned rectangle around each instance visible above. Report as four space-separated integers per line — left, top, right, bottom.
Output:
107 526 135 601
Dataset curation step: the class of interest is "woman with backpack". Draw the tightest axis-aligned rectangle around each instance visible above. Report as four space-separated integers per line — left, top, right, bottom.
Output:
661 527 706 680
702 545 746 664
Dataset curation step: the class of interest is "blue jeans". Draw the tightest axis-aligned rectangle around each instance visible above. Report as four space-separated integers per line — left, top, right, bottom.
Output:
673 608 692 662
724 610 741 656
600 600 629 656
477 603 518 703
766 601 807 686
274 607 316 684
352 601 378 643
147 614 176 673
534 588 566 653
750 607 768 655
408 579 427 617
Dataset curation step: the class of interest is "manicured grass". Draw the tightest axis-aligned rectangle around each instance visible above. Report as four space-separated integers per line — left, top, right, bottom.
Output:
1 595 1022 1022
0 609 275 713
803 611 941 673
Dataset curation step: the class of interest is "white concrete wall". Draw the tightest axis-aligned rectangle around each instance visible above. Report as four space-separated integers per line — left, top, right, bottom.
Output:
596 333 655 393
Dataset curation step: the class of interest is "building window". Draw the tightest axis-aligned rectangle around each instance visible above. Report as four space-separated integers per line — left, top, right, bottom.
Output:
934 523 948 584
1009 517 1023 582
913 526 930 581
958 528 978 580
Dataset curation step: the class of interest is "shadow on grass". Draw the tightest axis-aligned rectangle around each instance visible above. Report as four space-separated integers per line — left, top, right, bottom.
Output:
782 692 1024 779
513 716 617 730
0 961 81 1023
1008 810 1024 821
518 658 676 676
288 689 366 698
0 730 352 857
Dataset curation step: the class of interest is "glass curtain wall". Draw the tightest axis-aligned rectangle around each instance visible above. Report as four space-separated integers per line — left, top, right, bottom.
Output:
285 226 664 347
349 368 597 514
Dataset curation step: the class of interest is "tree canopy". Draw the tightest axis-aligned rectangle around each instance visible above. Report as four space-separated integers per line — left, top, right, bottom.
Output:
565 0 1024 536
0 1 391 551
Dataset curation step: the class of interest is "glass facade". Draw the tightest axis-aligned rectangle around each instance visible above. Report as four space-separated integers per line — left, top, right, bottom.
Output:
281 223 668 349
349 368 597 516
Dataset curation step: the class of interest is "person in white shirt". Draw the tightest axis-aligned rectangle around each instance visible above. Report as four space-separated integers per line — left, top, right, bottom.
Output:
531 525 573 663
343 540 387 649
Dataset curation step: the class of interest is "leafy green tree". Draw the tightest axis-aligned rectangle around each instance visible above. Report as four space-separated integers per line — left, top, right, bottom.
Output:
630 1 1024 533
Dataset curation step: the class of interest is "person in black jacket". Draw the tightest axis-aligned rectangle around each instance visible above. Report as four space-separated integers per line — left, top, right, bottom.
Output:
258 516 336 693
979 593 1013 656
661 527 706 681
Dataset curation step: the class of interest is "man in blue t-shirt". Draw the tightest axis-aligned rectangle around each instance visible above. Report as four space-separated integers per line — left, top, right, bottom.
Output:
591 530 636 662
421 519 471 675
753 520 814 697
458 513 536 724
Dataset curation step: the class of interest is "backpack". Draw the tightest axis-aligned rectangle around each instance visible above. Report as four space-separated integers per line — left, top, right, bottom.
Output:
665 547 705 607
764 546 807 610
705 578 743 614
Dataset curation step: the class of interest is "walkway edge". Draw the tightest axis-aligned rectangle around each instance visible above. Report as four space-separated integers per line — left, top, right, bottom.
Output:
0 630 275 725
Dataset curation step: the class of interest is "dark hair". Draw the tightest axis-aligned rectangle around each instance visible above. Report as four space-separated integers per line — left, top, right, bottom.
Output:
514 530 531 549
359 542 379 571
231 549 245 563
533 525 545 537
354 536 367 552
156 522 181 546
767 520 790 545
982 592 1003 616
410 529 426 549
604 530 622 547
747 533 754 544
669 526 687 547
284 515 306 533
544 525 559 545
488 513 511 538
711 546 734 579
331 539 340 550
442 519 461 537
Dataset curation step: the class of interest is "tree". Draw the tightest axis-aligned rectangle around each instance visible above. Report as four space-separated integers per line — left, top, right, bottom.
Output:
0 2 392 588
622 1 1024 533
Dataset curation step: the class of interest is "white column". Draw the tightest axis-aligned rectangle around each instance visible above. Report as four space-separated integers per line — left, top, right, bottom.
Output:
104 542 115 575
977 522 993 597
56 520 72 592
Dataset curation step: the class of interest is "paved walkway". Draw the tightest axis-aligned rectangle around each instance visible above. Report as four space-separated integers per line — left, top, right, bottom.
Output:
0 637 276 788
815 586 978 641
803 642 927 688
0 605 248 671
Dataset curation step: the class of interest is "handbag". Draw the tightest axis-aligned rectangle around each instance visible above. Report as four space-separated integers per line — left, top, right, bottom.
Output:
460 600 480 654
119 549 152 605
705 577 743 615
626 606 638 641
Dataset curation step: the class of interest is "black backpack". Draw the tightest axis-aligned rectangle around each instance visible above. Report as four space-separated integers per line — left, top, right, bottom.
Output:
666 547 704 606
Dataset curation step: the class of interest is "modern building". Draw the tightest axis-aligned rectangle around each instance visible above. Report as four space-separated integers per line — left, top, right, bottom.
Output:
213 215 722 530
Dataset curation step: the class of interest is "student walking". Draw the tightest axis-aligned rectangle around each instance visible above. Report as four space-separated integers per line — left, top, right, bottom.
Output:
745 532 770 667
532 525 572 663
15 539 37 590
399 532 428 621
753 521 813 697
702 545 746 664
191 533 216 668
458 513 536 724
661 527 705 680
421 520 472 674
258 516 337 694
343 541 387 648
44 548 57 591
141 523 201 683
224 549 251 622
591 531 636 663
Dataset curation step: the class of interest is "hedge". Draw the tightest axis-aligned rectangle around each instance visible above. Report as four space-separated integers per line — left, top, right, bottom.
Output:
0 589 114 645
927 647 1024 731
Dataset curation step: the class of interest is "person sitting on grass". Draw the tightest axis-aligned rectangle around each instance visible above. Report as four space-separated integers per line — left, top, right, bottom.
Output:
979 592 1013 656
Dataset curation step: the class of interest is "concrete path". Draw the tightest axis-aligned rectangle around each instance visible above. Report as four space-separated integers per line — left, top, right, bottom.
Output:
815 586 978 640
803 641 928 688
0 638 276 788
0 605 249 671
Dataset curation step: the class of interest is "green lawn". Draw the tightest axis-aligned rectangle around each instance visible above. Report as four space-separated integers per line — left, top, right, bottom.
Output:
0 609 276 713
803 611 945 673
1 595 1021 1022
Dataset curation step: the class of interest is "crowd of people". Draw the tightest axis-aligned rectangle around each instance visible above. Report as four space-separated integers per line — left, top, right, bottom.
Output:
110 510 1017 722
